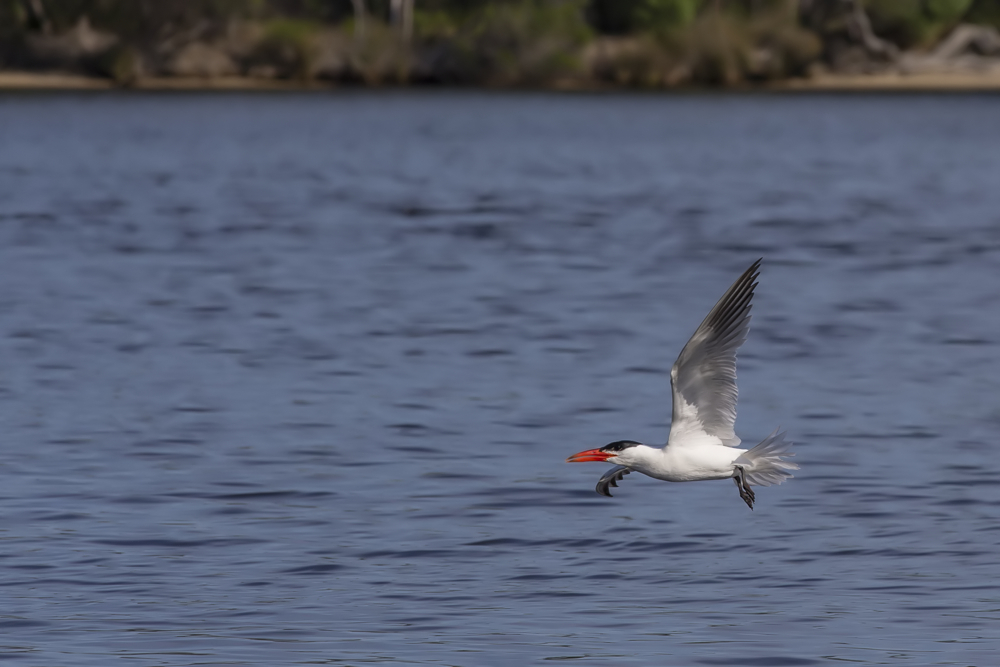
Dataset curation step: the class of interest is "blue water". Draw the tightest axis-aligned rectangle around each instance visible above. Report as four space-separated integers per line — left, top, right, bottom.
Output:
1 91 999 665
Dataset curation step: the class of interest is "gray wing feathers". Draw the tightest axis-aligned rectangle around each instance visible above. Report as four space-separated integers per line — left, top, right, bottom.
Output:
596 466 631 497
670 259 761 447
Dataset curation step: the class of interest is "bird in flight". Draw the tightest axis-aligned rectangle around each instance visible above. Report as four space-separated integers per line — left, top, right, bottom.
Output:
566 259 796 510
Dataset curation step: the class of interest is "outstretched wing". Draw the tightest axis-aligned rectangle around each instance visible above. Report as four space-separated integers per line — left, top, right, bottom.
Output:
668 259 760 449
596 466 631 497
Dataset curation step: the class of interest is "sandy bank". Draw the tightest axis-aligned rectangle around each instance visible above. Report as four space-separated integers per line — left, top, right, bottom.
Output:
778 71 1000 91
4 69 1000 93
0 71 113 90
0 71 333 91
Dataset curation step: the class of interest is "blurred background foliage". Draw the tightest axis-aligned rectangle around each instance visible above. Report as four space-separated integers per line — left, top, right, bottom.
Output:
1 0 1000 85
864 0 973 47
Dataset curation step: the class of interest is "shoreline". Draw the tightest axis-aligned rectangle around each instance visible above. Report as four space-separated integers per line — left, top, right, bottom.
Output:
4 69 1000 93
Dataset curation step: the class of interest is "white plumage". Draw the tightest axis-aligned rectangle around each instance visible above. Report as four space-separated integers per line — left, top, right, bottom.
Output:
566 259 797 509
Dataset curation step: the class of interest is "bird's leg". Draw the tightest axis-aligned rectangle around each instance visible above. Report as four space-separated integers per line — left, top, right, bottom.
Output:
734 466 754 510
742 471 755 503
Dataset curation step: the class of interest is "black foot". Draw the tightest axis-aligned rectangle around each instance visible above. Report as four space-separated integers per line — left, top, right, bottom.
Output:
734 466 755 510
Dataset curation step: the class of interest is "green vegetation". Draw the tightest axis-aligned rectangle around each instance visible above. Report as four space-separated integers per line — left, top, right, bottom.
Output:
967 0 1000 25
862 0 974 47
2 0 1000 86
634 0 700 31
429 1 592 83
252 19 322 79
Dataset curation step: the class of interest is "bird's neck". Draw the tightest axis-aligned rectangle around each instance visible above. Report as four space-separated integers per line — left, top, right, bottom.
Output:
621 444 665 473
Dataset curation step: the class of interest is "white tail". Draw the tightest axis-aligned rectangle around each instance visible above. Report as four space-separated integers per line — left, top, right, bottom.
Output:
735 429 798 487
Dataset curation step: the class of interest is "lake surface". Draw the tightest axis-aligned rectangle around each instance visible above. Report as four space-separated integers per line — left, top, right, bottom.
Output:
1 90 999 665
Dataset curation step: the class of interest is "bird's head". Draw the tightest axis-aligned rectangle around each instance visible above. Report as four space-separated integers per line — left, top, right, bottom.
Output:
566 440 642 464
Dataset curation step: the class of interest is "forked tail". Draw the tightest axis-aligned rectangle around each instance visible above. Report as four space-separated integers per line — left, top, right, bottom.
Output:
734 429 798 486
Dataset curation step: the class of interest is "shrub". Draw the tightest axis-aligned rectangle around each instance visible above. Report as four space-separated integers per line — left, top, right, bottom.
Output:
966 0 1000 28
748 7 822 78
414 9 461 41
924 0 974 22
94 43 142 83
428 0 593 85
657 4 820 85
586 35 681 86
346 19 412 84
674 11 750 84
633 0 699 31
250 18 320 79
864 0 973 48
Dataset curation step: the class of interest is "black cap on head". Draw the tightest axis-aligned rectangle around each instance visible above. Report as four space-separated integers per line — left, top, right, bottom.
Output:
601 440 641 453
